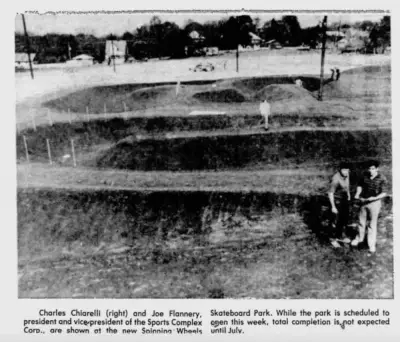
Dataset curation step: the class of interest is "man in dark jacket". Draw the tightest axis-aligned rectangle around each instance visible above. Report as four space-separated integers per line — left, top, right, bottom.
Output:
351 160 387 255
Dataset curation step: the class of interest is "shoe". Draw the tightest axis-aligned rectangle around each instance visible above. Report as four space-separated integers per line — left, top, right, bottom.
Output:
330 239 341 248
351 239 359 247
340 238 351 244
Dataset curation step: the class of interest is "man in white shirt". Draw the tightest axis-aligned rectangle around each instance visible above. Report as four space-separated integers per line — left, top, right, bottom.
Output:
259 100 271 131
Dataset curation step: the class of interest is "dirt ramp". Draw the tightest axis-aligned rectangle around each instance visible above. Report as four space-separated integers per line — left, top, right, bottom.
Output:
342 64 391 75
254 84 317 102
96 129 391 171
231 76 324 93
321 65 391 100
17 115 358 164
18 188 317 261
193 89 247 103
17 187 394 260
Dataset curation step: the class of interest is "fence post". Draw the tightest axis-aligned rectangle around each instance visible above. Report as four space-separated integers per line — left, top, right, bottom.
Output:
86 106 90 121
46 138 52 165
71 139 77 167
22 135 30 163
68 108 72 124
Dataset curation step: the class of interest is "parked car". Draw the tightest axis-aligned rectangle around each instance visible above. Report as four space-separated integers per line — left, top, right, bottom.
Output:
191 62 215 72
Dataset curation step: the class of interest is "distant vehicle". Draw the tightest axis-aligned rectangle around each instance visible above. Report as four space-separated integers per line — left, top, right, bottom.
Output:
270 42 282 50
340 46 362 53
66 54 94 66
125 56 144 63
297 44 311 51
191 62 215 72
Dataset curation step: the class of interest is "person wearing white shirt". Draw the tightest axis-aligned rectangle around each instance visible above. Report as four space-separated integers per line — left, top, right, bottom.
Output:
259 100 271 131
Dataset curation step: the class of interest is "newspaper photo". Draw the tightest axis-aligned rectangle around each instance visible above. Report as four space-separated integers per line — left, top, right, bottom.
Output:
2 3 398 340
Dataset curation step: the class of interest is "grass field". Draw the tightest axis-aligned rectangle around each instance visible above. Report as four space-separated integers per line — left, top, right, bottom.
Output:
18 188 393 298
16 51 392 299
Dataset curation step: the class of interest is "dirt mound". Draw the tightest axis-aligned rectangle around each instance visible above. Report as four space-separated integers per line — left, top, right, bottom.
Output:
17 188 318 261
129 85 175 101
254 84 317 103
231 76 323 93
320 63 391 100
94 129 391 171
342 64 391 75
321 74 391 100
193 89 247 103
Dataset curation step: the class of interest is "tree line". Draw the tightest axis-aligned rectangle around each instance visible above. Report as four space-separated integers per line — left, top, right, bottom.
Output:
15 15 390 64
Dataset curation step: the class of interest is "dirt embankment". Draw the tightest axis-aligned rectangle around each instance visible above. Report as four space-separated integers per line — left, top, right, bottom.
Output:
95 129 391 171
43 75 326 114
17 188 310 259
18 187 393 262
16 115 359 164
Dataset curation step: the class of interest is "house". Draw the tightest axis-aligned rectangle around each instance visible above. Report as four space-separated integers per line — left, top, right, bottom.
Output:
15 53 36 69
326 31 346 39
338 38 366 53
325 31 346 49
264 39 282 49
186 30 206 56
249 32 263 47
336 28 369 53
188 30 205 42
66 54 94 66
105 40 127 63
203 47 219 56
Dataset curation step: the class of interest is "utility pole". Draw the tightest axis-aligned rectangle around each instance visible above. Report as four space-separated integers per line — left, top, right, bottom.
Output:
68 42 72 60
337 21 341 49
318 16 328 101
111 40 116 73
236 43 239 72
21 14 34 80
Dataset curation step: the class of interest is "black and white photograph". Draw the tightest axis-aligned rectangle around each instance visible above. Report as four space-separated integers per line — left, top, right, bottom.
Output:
15 11 392 299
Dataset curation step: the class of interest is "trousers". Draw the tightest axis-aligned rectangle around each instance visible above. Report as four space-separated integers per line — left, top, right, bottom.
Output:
331 199 349 239
357 200 382 251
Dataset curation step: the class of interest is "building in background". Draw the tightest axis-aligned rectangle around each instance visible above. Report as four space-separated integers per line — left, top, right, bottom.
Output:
249 32 263 48
15 53 36 70
66 54 94 66
105 40 127 64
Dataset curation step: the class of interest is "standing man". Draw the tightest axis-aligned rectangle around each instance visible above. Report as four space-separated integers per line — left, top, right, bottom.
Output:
335 68 341 81
259 100 271 131
328 162 352 248
351 160 387 255
330 68 336 80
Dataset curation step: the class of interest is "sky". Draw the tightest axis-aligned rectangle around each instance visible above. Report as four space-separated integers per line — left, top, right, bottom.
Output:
15 12 387 37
